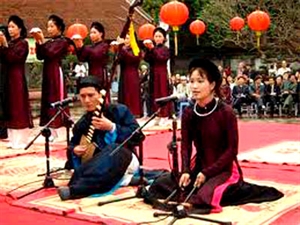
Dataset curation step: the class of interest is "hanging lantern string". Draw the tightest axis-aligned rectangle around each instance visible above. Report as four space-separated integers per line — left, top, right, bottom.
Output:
159 0 189 56
256 31 262 50
173 26 179 56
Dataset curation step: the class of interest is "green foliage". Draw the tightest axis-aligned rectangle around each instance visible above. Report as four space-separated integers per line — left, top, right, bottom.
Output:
142 0 168 24
27 62 43 89
199 0 300 57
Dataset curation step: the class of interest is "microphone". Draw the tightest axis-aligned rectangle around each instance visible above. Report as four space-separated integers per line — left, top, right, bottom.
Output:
50 96 78 108
155 93 188 105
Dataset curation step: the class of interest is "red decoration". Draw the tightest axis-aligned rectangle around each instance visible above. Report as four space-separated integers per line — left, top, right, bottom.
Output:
159 0 189 55
159 1 189 27
189 19 206 45
229 16 245 31
66 23 88 39
247 10 271 49
138 23 156 40
247 10 271 31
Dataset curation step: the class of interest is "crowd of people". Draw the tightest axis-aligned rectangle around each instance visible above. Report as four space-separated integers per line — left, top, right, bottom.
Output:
167 61 300 119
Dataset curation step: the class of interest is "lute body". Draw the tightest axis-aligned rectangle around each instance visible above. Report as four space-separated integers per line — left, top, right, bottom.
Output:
80 89 106 163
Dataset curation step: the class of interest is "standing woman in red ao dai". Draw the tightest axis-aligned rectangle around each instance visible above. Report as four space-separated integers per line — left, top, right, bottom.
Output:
73 22 110 89
117 34 142 117
33 15 71 140
0 15 33 149
144 27 170 125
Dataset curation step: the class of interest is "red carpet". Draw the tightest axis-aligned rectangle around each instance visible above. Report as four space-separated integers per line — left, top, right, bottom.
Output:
0 195 98 225
0 120 299 225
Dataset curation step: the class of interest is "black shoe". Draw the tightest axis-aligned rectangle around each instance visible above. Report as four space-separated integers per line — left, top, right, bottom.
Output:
0 127 7 139
57 186 71 201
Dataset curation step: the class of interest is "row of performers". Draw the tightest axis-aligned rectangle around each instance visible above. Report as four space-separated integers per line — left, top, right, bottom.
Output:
0 14 170 148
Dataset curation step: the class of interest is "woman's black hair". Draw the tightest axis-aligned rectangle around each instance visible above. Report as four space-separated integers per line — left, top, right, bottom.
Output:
153 27 167 39
90 22 105 39
8 15 27 38
48 14 65 33
189 58 222 98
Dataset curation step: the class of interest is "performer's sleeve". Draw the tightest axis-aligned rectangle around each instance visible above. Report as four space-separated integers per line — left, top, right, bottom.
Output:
104 123 117 144
119 48 140 62
143 48 154 64
76 46 89 62
155 46 170 61
37 39 69 60
201 108 238 178
181 108 193 174
115 105 140 143
36 42 45 60
68 123 83 168
2 40 28 63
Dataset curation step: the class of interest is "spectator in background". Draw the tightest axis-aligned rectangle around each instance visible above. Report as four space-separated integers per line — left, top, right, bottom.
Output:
282 74 297 116
224 65 232 77
237 61 245 77
226 75 235 90
268 63 277 76
175 75 191 116
176 75 191 98
276 75 284 90
249 75 265 117
296 71 300 117
140 65 151 118
74 62 87 78
277 60 291 76
220 75 232 105
232 75 249 117
72 62 87 94
174 73 181 88
264 76 280 118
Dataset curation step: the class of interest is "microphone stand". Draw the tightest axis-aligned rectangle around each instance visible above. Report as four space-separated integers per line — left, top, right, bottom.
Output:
17 106 71 199
97 107 162 206
153 186 232 225
58 105 74 146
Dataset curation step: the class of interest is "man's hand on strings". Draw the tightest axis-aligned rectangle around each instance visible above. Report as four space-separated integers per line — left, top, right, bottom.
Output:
74 145 88 156
92 116 114 131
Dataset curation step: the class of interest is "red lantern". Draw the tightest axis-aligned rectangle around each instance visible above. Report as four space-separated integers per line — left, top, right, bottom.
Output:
159 0 189 55
66 23 88 39
230 16 245 31
138 23 156 40
247 10 271 49
189 19 206 45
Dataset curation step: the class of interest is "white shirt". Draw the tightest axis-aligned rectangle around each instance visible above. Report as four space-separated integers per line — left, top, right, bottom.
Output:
277 67 291 76
74 64 87 77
